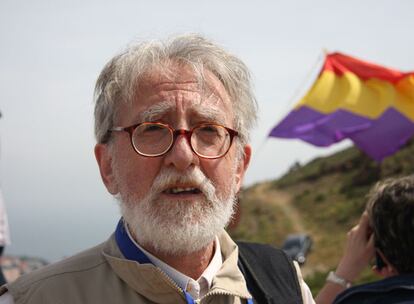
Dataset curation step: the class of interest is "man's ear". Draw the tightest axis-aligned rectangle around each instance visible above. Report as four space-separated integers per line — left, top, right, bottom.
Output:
94 143 119 194
372 250 398 278
234 145 252 192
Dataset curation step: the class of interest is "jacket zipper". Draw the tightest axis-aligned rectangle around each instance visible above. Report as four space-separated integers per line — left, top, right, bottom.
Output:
198 289 251 303
154 268 187 297
155 268 251 303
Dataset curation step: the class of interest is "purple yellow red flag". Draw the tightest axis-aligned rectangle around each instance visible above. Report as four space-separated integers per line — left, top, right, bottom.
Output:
269 52 414 161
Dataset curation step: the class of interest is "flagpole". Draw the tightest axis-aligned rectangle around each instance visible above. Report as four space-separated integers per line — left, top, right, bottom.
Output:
285 48 327 109
256 49 327 159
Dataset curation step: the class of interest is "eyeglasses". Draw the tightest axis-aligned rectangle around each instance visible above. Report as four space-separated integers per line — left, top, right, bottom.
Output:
109 122 238 159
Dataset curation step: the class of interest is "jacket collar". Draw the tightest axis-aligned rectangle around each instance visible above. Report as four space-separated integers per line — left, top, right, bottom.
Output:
102 230 251 302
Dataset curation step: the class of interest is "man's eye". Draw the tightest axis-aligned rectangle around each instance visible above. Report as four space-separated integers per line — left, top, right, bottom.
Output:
143 124 165 132
198 125 219 133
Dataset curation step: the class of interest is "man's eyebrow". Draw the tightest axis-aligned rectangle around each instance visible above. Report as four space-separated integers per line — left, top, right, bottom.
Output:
193 106 226 125
136 101 226 125
138 101 174 122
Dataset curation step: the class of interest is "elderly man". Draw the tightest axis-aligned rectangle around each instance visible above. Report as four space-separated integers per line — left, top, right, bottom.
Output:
0 34 315 303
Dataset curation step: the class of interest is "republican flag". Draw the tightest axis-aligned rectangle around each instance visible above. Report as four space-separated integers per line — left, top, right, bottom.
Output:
269 52 414 161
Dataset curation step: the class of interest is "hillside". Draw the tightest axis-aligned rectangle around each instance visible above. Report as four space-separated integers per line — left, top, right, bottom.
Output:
228 139 414 295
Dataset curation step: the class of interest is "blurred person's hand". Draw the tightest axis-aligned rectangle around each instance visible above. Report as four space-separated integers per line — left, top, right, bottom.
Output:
335 211 375 282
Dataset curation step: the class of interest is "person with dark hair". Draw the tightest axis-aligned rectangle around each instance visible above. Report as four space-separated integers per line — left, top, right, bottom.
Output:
316 175 414 304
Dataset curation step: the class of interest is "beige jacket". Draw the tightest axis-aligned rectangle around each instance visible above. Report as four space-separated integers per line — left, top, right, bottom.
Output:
1 231 254 304
0 231 311 304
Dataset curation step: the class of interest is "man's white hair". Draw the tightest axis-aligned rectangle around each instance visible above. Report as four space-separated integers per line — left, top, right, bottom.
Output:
93 34 258 154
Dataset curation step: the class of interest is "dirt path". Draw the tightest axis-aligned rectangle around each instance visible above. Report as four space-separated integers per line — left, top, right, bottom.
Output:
251 182 305 232
249 182 329 277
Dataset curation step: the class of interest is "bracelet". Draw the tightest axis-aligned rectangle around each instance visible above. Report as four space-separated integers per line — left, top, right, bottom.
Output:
326 271 352 289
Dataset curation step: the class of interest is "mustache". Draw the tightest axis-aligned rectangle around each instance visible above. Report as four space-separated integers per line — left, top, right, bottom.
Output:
151 167 216 199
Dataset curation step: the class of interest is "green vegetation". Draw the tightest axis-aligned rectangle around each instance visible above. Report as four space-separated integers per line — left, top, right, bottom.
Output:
228 139 414 295
230 185 294 246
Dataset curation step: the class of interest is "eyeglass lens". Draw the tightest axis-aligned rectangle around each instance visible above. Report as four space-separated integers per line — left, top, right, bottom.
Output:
132 123 231 157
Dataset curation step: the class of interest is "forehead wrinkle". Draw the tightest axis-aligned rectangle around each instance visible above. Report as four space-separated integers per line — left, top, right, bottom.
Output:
152 81 200 91
133 89 228 125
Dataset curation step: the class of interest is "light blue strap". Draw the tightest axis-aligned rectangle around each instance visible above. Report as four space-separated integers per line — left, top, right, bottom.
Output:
247 298 254 304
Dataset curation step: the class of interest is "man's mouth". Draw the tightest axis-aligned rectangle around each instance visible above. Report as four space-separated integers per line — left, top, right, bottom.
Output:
163 187 202 195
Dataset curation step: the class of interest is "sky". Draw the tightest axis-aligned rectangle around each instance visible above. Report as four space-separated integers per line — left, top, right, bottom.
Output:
1 0 413 261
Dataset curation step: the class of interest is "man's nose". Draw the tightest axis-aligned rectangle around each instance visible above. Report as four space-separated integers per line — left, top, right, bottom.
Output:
163 132 199 171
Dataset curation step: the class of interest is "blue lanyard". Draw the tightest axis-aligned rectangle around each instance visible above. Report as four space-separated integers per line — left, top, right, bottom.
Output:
115 219 253 304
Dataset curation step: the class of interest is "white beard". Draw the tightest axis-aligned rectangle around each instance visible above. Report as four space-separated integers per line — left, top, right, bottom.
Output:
117 166 237 256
